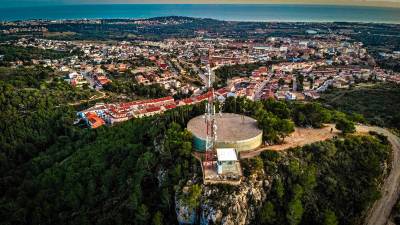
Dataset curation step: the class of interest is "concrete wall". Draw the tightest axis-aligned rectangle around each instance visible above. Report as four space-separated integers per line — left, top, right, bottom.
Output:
193 132 262 152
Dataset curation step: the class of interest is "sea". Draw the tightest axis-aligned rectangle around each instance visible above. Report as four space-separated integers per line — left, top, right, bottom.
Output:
1 4 400 24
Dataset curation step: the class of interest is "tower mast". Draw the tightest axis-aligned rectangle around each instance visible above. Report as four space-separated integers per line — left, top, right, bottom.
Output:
204 51 216 163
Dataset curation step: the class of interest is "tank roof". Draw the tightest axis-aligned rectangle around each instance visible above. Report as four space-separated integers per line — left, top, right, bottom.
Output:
187 113 262 142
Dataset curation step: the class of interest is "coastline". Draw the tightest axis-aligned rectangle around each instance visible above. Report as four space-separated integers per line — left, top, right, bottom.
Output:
0 4 399 24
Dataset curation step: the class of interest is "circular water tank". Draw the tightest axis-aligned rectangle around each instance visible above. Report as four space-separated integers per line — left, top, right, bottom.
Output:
187 113 263 152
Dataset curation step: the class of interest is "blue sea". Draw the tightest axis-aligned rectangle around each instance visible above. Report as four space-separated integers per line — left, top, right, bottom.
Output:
1 4 400 24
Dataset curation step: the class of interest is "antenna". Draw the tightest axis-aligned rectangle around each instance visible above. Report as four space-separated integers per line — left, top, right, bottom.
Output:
204 50 217 163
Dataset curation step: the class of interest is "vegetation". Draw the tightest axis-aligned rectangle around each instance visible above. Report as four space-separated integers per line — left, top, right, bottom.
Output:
0 45 77 64
104 79 169 99
1 17 398 225
22 16 310 42
256 109 295 144
0 65 205 225
392 200 400 225
0 117 200 225
320 83 400 130
223 96 345 144
0 60 395 225
214 62 264 85
255 134 391 225
214 61 282 86
291 102 333 128
223 97 294 144
180 184 202 210
335 117 356 134
0 66 94 173
350 25 400 72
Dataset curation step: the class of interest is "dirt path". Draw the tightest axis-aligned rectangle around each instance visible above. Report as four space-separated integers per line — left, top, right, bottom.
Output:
68 90 106 106
240 124 339 159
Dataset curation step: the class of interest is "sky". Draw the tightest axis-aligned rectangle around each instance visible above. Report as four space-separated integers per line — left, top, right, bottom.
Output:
1 0 399 8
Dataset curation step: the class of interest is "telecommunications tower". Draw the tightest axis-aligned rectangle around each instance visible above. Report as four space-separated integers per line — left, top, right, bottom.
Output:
204 56 217 164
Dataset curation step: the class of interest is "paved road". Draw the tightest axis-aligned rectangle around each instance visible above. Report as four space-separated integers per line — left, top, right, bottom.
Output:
360 126 400 225
254 79 269 100
239 124 400 225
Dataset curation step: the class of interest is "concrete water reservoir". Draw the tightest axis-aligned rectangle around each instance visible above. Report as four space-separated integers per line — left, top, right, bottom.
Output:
187 113 263 152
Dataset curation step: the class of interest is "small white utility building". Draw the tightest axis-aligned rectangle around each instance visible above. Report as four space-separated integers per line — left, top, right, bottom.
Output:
216 148 239 175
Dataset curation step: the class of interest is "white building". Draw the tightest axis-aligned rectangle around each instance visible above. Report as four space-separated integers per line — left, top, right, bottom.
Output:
216 148 239 175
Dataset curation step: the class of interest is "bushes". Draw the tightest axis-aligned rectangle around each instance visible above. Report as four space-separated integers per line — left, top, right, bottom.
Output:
320 83 400 129
324 210 339 225
180 184 202 210
255 109 295 144
104 80 169 98
335 118 356 134
1 115 198 225
0 65 200 225
256 135 390 225
0 45 77 63
223 96 340 143
291 102 333 128
242 157 264 176
260 201 277 225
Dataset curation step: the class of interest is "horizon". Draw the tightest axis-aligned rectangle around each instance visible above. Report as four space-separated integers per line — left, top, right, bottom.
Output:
1 0 400 225
1 0 399 8
1 3 399 24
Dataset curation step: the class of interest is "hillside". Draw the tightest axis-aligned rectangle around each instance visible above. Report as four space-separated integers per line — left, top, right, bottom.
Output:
0 66 396 225
320 83 400 130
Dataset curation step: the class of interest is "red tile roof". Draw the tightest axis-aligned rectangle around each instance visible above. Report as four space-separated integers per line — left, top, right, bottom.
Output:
182 98 194 104
195 91 212 102
146 106 162 113
85 112 105 129
216 88 228 96
164 104 177 109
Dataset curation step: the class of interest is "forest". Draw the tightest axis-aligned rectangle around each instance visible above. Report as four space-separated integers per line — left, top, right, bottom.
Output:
214 62 268 86
0 63 206 224
252 133 390 225
0 17 396 43
350 26 400 72
320 83 400 130
0 74 203 224
103 79 169 99
0 66 95 175
0 64 394 225
0 45 77 65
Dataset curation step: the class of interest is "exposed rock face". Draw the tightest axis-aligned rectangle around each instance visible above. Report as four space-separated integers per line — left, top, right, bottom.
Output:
176 180 200 225
200 172 270 225
176 171 270 225
176 196 197 225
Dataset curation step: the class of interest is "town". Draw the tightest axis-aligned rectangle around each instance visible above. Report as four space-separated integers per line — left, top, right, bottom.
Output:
1 11 400 225
1 18 399 129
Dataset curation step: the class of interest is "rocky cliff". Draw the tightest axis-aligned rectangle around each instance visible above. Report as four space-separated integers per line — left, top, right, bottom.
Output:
176 171 271 225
